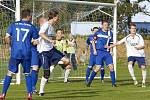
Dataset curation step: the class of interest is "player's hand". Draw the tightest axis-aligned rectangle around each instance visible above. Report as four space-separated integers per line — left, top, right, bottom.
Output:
134 46 141 50
49 40 54 43
104 45 109 49
85 51 88 56
32 39 39 45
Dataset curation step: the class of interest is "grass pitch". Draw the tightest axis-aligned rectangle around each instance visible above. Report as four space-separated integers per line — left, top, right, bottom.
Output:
0 57 150 100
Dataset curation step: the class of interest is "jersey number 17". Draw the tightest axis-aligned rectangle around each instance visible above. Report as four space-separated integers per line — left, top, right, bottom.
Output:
16 28 29 42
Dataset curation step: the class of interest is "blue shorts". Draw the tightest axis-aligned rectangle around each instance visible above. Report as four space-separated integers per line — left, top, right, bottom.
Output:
39 47 64 70
31 50 41 67
9 57 31 73
96 50 113 67
128 56 146 68
88 53 104 68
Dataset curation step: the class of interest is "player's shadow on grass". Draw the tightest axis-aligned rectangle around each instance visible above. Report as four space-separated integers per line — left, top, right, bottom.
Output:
34 95 100 100
116 79 137 86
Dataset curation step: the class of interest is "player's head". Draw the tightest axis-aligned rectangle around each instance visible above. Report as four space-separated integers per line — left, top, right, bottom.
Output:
38 16 47 27
129 23 136 34
91 27 99 34
48 9 59 24
102 20 109 31
21 9 32 21
56 29 64 40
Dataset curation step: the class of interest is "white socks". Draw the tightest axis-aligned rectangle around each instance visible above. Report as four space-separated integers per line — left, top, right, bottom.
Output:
142 69 146 83
128 64 136 81
50 65 55 73
64 69 71 82
39 77 48 94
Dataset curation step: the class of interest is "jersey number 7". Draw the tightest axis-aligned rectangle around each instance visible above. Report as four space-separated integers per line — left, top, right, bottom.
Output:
16 28 29 42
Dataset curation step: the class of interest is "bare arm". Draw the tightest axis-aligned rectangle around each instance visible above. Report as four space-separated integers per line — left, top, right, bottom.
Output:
92 40 97 55
39 32 53 43
5 36 11 44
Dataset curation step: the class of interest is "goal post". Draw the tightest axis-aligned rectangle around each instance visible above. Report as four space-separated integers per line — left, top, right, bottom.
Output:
0 0 21 84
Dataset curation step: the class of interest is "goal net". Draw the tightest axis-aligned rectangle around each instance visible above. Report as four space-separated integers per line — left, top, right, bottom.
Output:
0 0 17 84
0 0 117 84
31 0 117 79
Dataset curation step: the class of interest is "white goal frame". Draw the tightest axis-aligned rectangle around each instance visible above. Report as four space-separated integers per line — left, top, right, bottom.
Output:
0 0 117 84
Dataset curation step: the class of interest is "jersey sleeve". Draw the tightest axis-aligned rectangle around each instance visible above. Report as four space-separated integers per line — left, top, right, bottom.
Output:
110 31 113 43
86 38 90 45
6 23 13 37
39 22 49 35
117 37 126 45
139 35 144 46
31 25 39 39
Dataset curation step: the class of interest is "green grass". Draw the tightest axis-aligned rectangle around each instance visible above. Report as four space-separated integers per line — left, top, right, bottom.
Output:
1 57 150 100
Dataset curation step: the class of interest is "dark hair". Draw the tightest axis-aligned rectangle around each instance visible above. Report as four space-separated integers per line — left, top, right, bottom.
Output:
102 20 109 25
56 29 63 33
129 23 136 29
48 9 59 20
91 27 99 31
21 9 31 18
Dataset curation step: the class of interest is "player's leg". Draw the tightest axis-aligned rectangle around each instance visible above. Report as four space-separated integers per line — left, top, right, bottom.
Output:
100 67 105 83
22 59 33 100
59 57 72 83
31 66 39 93
51 47 71 83
50 65 55 73
137 57 146 87
39 52 51 96
86 50 102 87
31 51 40 93
128 57 137 85
85 53 95 83
0 58 20 99
105 53 116 87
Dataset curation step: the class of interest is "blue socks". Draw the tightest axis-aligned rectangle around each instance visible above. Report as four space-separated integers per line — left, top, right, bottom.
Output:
25 74 32 93
2 75 12 94
86 67 91 82
101 68 105 80
110 71 116 85
31 70 38 91
89 71 97 83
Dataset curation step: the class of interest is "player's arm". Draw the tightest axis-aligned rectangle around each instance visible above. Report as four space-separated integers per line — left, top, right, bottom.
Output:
5 24 13 45
5 35 11 44
85 38 90 56
39 23 53 43
135 35 145 50
92 35 97 55
108 37 126 49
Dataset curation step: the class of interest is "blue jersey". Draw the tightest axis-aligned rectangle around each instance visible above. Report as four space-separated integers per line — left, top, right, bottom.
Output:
86 35 94 54
94 29 113 51
7 20 38 59
31 27 40 51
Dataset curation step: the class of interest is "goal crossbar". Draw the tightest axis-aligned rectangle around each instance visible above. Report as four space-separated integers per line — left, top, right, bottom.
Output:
35 0 116 7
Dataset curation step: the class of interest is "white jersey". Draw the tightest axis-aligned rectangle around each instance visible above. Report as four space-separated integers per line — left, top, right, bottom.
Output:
37 21 54 53
118 34 145 57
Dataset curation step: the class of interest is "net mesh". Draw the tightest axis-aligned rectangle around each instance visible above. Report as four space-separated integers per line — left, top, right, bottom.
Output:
0 0 16 83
